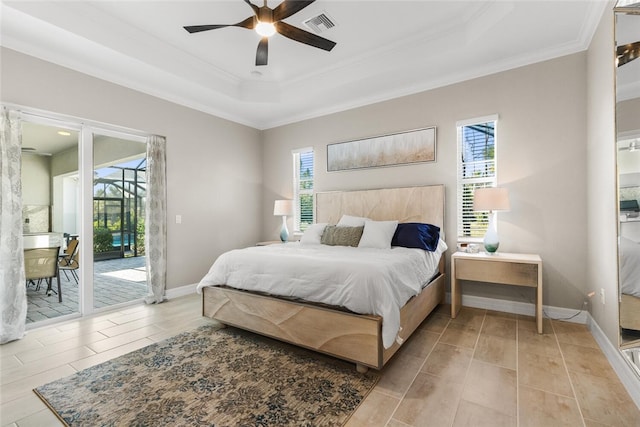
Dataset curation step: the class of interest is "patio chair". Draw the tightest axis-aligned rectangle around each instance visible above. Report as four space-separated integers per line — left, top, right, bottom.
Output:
59 239 79 283
24 247 62 302
58 238 78 279
59 247 80 284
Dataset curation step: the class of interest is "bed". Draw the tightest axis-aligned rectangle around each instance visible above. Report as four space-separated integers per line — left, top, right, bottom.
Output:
620 233 640 332
198 185 446 372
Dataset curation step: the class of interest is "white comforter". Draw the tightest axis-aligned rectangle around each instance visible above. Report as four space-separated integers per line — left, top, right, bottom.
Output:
621 237 640 297
197 241 447 348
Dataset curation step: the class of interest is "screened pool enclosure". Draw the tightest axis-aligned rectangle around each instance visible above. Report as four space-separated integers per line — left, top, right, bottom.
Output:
93 157 146 260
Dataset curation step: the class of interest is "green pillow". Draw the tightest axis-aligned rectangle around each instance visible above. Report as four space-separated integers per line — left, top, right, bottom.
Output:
321 225 364 247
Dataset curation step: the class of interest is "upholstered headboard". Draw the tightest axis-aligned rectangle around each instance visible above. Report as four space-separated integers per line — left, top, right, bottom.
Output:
315 185 445 229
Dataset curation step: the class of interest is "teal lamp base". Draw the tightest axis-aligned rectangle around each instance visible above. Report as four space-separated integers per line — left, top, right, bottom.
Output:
280 216 289 242
483 211 500 254
484 241 499 253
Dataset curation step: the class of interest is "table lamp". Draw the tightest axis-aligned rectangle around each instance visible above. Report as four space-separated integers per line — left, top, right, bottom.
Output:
273 199 294 242
473 187 510 253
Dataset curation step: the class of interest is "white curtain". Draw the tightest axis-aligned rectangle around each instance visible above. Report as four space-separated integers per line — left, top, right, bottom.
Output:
0 110 27 344
144 135 167 304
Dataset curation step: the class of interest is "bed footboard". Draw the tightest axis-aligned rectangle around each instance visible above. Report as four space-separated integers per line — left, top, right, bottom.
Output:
203 286 382 368
202 273 445 370
621 294 640 332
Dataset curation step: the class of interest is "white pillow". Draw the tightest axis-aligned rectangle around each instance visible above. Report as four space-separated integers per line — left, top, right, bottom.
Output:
337 215 369 227
300 223 328 245
434 238 448 257
358 220 399 249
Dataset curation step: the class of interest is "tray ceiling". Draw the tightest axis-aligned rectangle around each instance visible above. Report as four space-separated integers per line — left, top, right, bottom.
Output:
1 1 607 129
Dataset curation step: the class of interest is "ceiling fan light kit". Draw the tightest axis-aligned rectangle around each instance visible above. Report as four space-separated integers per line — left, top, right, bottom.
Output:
183 0 336 66
255 21 276 37
617 41 640 67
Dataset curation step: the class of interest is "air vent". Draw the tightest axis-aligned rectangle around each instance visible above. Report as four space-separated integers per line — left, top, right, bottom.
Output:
302 12 336 34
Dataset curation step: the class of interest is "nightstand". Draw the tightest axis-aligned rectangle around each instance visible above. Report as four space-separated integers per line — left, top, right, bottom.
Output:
256 241 284 246
451 251 543 333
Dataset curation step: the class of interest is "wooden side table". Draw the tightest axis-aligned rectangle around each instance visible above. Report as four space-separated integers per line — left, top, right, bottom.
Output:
451 251 543 333
256 241 284 246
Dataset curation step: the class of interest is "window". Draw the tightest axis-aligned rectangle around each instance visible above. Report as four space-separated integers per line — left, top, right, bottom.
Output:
293 148 314 232
457 115 498 240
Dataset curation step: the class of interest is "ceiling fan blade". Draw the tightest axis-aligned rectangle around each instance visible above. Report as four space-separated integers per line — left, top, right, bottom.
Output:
275 21 336 51
256 37 268 66
617 41 640 67
273 1 316 22
184 24 230 33
235 16 257 30
244 0 259 15
184 16 256 34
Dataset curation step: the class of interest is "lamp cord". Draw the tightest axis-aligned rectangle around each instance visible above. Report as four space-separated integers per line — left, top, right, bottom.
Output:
542 308 584 321
517 291 586 321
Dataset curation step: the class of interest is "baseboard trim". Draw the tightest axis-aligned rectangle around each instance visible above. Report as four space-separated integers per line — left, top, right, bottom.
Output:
444 292 640 409
165 283 198 299
587 313 640 409
444 292 588 324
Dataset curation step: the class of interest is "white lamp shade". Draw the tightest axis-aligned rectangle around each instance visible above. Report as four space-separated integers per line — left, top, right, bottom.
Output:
273 199 294 216
473 187 510 211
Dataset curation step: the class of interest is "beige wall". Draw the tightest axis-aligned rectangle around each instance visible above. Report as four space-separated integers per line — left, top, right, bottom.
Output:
617 97 640 134
51 136 147 177
586 6 619 346
21 154 50 206
1 27 616 320
1 47 263 290
262 53 589 310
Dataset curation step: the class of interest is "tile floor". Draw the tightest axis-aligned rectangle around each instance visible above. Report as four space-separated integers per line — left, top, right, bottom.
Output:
1 295 639 427
26 257 148 323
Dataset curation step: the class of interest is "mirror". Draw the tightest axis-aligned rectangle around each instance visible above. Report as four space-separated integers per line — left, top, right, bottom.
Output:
616 3 640 367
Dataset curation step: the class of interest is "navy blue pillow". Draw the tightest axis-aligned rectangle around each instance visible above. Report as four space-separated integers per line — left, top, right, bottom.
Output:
391 222 440 251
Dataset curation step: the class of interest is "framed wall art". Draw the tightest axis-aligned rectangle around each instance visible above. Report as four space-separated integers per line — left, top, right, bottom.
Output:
327 126 436 172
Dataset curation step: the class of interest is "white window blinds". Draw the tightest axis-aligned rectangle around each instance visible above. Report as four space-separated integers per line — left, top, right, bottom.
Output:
292 148 314 232
456 116 498 239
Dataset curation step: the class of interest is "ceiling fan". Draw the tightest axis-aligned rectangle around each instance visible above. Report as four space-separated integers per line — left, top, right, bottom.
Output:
619 139 639 152
183 0 336 66
617 41 640 67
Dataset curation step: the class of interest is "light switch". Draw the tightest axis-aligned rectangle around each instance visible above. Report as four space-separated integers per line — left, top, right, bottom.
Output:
175 214 182 224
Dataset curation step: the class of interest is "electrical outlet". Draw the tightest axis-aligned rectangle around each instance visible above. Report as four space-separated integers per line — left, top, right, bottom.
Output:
600 288 605 305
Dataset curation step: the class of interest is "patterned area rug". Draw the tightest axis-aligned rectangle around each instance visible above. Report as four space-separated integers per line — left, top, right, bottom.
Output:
34 324 379 426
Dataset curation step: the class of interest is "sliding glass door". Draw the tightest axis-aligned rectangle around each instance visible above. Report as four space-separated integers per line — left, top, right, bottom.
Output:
92 131 147 310
19 110 148 326
22 120 81 324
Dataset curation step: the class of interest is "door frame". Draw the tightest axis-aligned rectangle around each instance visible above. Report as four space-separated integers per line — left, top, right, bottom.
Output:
15 105 147 320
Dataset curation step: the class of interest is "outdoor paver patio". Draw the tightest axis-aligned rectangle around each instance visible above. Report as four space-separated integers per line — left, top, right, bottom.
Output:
26 256 147 324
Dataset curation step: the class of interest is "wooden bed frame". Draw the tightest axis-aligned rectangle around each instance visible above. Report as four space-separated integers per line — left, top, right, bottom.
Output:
621 294 640 332
202 185 446 372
